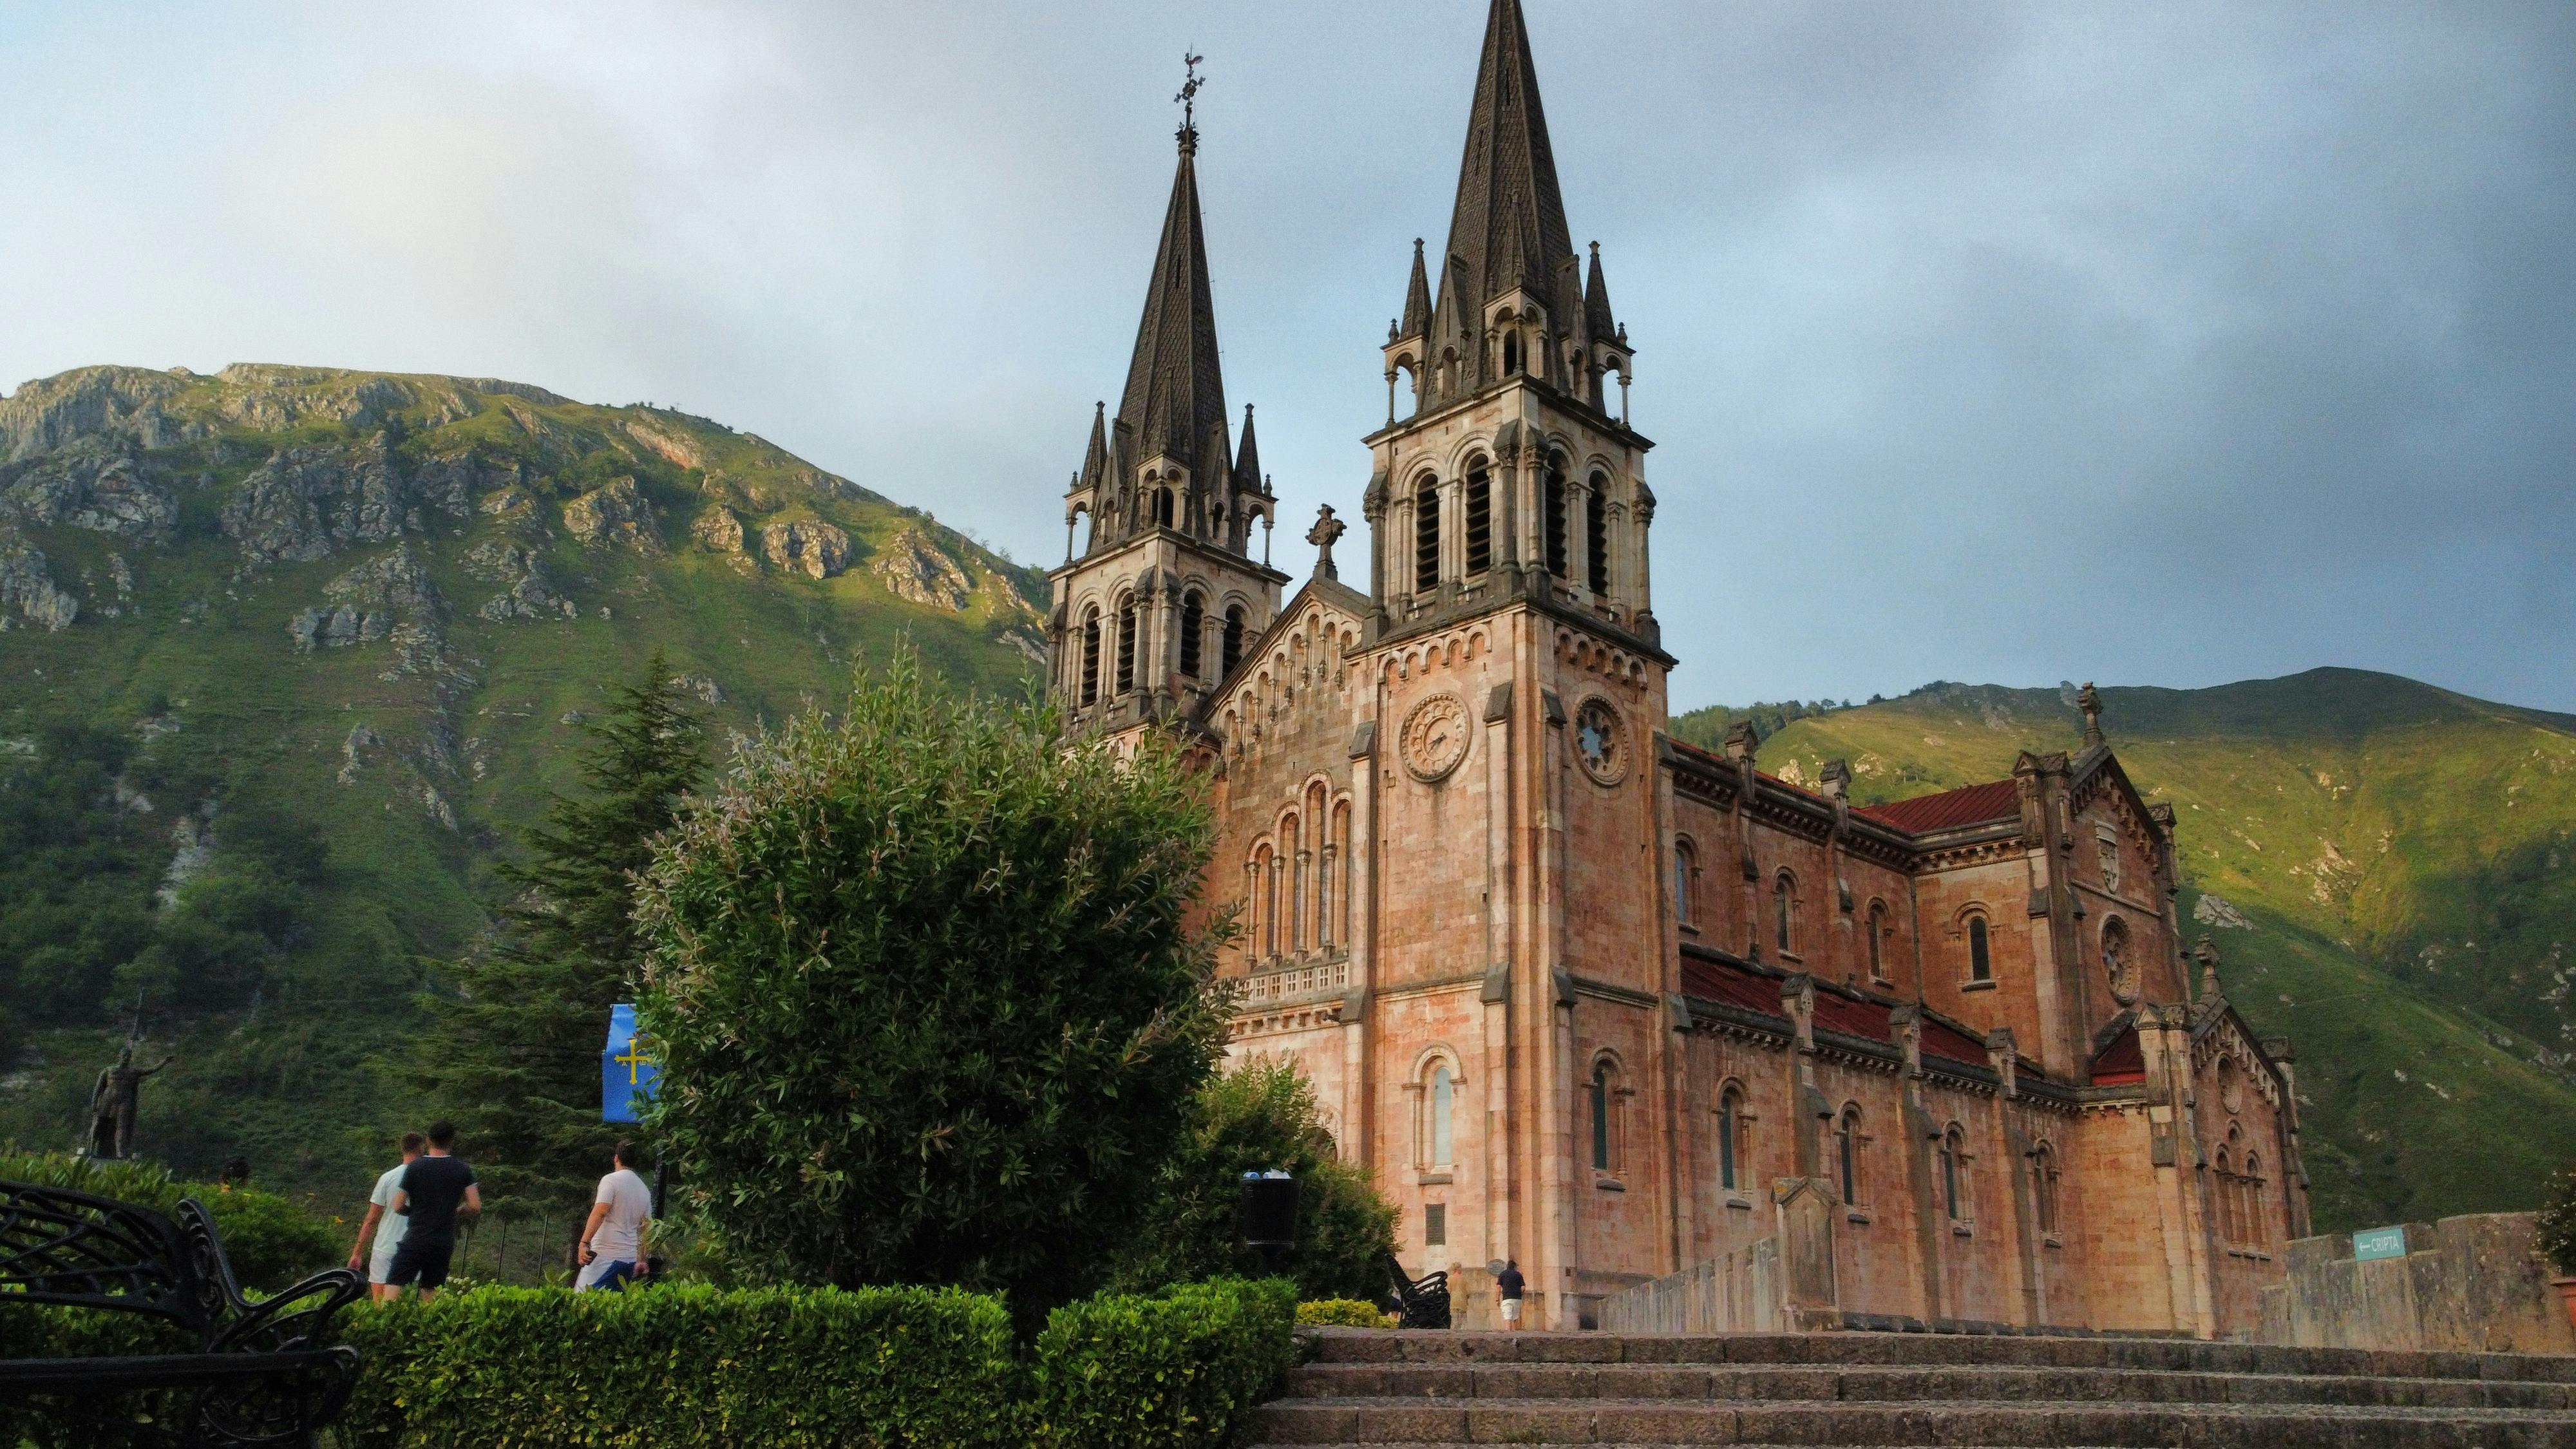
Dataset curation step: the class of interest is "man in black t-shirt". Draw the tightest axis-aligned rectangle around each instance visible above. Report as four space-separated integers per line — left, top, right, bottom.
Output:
1496 1259 1526 1327
386 1119 481 1299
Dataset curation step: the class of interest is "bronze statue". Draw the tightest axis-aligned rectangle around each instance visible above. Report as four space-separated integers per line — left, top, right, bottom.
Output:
87 1041 173 1160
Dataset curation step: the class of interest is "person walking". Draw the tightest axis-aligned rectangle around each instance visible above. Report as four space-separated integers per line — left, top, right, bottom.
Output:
576 1141 654 1292
1497 1258 1526 1327
384 1120 480 1300
346 1132 423 1303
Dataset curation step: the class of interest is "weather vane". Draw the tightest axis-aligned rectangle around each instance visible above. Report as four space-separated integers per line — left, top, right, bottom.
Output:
1176 50 1206 132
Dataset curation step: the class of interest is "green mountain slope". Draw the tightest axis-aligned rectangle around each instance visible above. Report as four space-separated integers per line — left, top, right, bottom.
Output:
1674 672 2576 1232
0 363 1045 1203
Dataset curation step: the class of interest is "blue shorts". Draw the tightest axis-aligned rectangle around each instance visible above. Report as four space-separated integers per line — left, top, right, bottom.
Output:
582 1260 637 1293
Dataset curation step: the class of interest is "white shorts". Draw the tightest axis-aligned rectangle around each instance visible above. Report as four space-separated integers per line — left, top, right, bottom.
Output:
367 1240 400 1285
1500 1297 1522 1323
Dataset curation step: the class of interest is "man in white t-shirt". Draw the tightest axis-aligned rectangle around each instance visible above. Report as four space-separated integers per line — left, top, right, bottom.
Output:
576 1141 654 1293
346 1131 424 1303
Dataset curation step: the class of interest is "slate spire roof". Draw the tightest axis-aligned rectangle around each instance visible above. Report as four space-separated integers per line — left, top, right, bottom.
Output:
1435 0 1578 340
1399 238 1433 339
1584 240 1617 340
1115 121 1232 493
1233 403 1264 495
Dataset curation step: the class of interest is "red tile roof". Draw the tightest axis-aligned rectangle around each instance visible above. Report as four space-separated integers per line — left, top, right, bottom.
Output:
1853 779 2021 835
1680 954 1781 1018
1922 1016 1991 1068
2090 1025 2146 1086
1812 988 1893 1043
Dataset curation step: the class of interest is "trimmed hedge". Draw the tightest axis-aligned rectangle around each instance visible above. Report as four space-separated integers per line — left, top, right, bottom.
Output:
337 1282 1021 1448
5 1275 1297 1448
1296 1298 1394 1329
1032 1276 1299 1449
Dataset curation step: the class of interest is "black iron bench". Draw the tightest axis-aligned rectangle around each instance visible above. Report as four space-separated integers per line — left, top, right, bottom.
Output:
0 1178 365 1448
1379 1251 1450 1329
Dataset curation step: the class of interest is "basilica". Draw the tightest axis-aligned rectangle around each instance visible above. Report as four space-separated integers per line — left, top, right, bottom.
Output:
1044 0 2307 1338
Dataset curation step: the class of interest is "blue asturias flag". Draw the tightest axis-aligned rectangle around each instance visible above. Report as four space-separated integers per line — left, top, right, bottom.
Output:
603 1003 658 1124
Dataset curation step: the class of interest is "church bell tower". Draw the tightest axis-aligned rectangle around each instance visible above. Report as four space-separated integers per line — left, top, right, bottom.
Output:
1047 66 1288 745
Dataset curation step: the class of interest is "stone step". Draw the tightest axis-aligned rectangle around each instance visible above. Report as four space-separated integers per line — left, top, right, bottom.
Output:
1280 1361 2576 1411
1303 1329 2576 1384
1245 1396 2576 1447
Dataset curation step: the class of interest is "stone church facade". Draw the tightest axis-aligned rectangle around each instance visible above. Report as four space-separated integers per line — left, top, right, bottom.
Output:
1045 0 2308 1337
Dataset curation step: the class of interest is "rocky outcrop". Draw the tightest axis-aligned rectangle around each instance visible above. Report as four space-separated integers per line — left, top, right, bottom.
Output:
0 526 78 632
290 605 388 652
460 537 533 582
477 562 574 621
326 544 446 616
338 724 384 786
625 417 711 471
0 437 180 541
869 528 972 609
221 433 415 563
676 673 726 705
691 506 755 571
0 366 197 464
762 519 853 579
156 804 216 908
412 448 521 518
563 476 663 554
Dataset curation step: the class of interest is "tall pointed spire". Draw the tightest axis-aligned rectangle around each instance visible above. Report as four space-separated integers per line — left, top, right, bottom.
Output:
1583 240 1616 339
1439 0 1576 329
1399 238 1433 339
1233 404 1262 495
1113 97 1231 505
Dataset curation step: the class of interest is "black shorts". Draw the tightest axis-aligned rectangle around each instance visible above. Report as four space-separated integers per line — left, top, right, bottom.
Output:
385 1238 456 1289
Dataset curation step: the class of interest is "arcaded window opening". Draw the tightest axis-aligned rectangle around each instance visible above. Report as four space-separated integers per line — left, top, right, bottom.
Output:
1464 459 1492 574
1179 591 1204 679
1585 471 1610 593
1079 607 1101 706
1414 475 1441 592
1114 595 1137 695
1222 604 1245 677
1543 457 1569 578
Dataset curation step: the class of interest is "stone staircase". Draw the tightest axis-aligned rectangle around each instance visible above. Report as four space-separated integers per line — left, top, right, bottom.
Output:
1248 1329 2576 1446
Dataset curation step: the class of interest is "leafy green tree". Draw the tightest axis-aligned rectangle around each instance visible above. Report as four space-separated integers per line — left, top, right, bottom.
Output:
414 650 706 1208
1111 1058 1398 1302
636 649 1228 1328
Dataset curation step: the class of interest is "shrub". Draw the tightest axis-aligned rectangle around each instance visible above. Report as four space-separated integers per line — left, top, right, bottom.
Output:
1296 1298 1394 1329
336 1282 1021 1449
637 650 1229 1326
1112 1059 1397 1302
2540 1164 2576 1276
0 1150 339 1291
1030 1276 1298 1449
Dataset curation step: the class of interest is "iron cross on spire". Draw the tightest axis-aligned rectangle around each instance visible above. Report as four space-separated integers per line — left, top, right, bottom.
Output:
1175 50 1206 134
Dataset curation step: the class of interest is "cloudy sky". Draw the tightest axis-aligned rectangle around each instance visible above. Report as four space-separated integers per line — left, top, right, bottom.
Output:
4 1 2570 713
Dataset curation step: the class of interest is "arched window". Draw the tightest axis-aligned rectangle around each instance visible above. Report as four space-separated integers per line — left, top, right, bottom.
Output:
1673 840 1696 926
1967 914 1993 983
1114 594 1138 694
2032 1142 2061 1235
1179 591 1204 679
1502 328 1522 375
1716 1084 1742 1192
1222 605 1245 677
1590 1060 1616 1172
1414 475 1441 592
1152 486 1175 529
1464 459 1492 574
1774 873 1796 955
2243 1153 2265 1247
1585 472 1611 593
1867 903 1888 980
1253 844 1275 960
1837 1106 1861 1206
1542 456 1569 578
2215 1148 2239 1243
1079 606 1101 706
1426 1062 1455 1169
1941 1125 1966 1221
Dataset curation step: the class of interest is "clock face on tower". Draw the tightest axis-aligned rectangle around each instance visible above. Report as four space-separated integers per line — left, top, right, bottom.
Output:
1575 698 1624 785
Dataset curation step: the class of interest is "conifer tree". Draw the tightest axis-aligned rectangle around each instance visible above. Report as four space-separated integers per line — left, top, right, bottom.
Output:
415 650 706 1208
